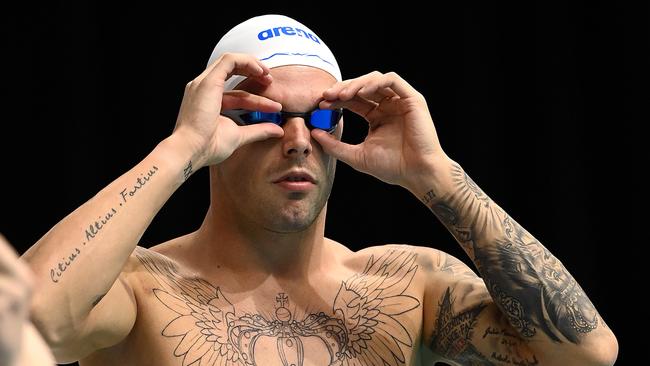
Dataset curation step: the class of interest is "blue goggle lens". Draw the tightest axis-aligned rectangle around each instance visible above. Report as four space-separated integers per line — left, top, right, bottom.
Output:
310 109 339 130
234 109 342 131
241 111 283 124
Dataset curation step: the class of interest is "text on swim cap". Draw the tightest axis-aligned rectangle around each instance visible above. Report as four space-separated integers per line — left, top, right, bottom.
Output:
257 26 321 44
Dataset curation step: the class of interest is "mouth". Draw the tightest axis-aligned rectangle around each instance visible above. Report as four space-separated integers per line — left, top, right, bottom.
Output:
273 171 317 191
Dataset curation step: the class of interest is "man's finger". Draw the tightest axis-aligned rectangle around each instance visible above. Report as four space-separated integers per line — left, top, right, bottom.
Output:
205 53 271 89
379 72 420 99
222 91 282 112
311 129 359 166
319 96 377 120
324 71 420 102
359 85 398 104
238 123 285 146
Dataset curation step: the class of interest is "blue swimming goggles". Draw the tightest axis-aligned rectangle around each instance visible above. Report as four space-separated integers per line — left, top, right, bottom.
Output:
221 108 343 133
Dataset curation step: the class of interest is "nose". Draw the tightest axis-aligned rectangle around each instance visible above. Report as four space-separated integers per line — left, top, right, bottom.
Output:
282 117 312 158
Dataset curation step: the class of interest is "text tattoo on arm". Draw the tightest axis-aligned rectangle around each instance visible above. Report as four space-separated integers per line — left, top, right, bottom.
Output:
431 287 494 365
48 166 159 284
422 163 599 344
431 258 539 366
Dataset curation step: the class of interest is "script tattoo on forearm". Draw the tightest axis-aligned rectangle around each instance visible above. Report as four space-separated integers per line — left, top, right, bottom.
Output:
49 166 159 284
422 163 599 344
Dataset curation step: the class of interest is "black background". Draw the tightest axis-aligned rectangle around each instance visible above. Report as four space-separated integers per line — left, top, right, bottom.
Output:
1 2 645 365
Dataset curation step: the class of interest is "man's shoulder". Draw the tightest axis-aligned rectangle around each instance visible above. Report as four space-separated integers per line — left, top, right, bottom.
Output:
346 243 447 273
121 240 188 281
124 234 194 269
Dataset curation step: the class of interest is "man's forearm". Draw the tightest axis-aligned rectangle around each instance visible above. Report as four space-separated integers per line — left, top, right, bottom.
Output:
21 134 197 339
411 158 602 345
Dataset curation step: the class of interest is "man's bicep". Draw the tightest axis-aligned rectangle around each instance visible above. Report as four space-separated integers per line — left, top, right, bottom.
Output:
423 251 537 365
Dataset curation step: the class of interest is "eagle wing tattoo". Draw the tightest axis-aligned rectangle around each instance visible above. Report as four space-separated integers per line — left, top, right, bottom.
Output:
135 247 420 366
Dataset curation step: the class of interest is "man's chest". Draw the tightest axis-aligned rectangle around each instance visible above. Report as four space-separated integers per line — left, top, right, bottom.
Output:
90 248 426 366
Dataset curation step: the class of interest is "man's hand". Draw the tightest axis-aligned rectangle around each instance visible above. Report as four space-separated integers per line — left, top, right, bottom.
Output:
172 53 285 168
0 234 32 365
311 71 448 190
1 234 56 366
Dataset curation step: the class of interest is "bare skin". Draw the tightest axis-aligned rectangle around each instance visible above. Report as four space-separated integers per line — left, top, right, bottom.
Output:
81 66 434 366
22 52 617 366
83 242 432 366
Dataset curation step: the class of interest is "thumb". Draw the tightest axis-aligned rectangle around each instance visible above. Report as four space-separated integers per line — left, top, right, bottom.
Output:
311 129 359 166
238 123 285 146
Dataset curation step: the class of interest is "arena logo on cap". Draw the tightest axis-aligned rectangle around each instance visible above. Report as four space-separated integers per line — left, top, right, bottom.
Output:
257 26 321 44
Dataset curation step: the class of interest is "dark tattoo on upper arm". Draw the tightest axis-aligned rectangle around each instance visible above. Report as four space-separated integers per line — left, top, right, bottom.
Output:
422 163 599 344
48 166 159 283
136 248 420 366
431 288 493 365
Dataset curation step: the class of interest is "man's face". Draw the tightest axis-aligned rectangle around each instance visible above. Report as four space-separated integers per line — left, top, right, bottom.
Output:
213 66 342 233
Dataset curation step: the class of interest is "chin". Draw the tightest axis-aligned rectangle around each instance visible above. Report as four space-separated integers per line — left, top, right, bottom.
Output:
255 181 332 234
263 202 322 234
270 212 316 233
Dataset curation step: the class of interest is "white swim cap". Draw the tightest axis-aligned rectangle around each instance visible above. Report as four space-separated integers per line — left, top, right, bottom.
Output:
207 14 342 91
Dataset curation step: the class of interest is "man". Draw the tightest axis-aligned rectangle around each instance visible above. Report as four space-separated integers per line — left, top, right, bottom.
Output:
1 234 55 366
22 14 617 366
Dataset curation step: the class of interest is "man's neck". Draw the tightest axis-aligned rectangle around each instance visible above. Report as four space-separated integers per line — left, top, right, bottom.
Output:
191 204 330 279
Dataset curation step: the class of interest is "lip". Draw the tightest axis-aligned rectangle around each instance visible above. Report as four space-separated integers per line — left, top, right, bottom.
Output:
274 180 315 191
272 170 317 191
272 170 317 184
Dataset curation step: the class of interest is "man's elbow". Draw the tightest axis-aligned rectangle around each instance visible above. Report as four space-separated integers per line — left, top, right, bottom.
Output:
29 295 81 350
30 312 74 350
542 329 619 366
30 314 90 364
596 333 619 366
581 330 619 366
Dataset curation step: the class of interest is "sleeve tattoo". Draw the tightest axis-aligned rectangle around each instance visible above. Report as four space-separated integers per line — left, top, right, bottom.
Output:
423 163 599 345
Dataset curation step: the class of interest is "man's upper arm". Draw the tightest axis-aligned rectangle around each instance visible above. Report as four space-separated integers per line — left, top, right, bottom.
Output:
48 262 137 363
422 249 539 365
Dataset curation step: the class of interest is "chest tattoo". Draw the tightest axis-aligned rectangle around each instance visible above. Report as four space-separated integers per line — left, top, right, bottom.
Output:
135 249 421 366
